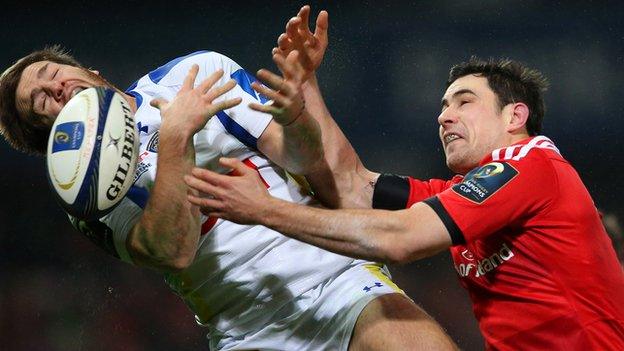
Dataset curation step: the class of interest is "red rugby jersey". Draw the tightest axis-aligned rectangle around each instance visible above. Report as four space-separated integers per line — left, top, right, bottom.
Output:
407 136 624 350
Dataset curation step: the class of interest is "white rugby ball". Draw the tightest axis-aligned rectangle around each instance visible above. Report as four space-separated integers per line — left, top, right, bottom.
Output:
46 87 139 220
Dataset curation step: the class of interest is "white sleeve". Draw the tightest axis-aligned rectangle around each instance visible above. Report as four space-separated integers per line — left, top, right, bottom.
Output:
157 51 273 144
99 197 142 264
67 196 141 265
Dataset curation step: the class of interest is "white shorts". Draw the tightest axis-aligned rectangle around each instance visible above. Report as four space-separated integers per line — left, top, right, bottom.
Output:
211 261 404 350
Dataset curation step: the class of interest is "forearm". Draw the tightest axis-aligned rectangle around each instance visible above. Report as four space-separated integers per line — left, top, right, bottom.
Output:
259 197 437 264
276 110 324 175
302 76 378 209
185 158 451 263
128 129 200 272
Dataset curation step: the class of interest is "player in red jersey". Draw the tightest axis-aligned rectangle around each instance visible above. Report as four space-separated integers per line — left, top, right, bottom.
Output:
183 6 624 350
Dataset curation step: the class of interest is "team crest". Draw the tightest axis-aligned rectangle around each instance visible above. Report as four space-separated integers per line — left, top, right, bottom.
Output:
452 162 518 204
146 131 159 153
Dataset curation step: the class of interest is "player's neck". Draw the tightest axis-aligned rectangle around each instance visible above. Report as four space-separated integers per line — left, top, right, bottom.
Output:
508 132 532 146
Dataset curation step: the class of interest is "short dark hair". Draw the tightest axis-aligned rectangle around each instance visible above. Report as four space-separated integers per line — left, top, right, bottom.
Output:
0 45 83 155
447 57 549 136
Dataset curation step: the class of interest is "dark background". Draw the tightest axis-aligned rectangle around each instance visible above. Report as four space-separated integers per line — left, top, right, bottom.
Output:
1 1 623 350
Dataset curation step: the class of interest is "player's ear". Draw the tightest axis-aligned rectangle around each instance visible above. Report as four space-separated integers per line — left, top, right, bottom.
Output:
506 102 529 134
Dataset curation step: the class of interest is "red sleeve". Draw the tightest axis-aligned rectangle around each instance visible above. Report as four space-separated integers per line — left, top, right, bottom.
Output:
406 176 461 207
432 152 557 243
372 174 456 210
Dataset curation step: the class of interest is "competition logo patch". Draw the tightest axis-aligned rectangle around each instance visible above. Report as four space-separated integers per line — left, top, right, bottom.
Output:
452 162 518 204
52 122 84 153
146 131 159 153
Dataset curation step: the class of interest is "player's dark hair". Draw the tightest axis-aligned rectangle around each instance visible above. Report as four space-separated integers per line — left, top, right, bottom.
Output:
447 57 549 136
0 45 83 155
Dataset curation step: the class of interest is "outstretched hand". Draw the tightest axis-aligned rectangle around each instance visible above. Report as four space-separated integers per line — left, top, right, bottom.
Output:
151 65 242 136
273 5 328 81
184 158 274 225
249 51 308 126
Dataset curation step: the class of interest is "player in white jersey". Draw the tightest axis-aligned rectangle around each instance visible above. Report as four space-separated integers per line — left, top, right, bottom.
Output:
0 44 456 350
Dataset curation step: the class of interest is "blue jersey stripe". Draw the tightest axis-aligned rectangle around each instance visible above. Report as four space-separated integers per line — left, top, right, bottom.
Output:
126 185 149 209
125 89 143 109
216 111 258 150
230 69 270 104
148 50 211 84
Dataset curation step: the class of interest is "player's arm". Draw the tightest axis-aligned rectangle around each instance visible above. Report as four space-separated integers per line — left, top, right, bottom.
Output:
274 6 379 209
184 158 453 264
126 66 241 272
253 51 325 176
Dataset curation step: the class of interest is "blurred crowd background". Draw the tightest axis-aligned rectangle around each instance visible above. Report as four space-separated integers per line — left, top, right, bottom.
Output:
1 1 623 350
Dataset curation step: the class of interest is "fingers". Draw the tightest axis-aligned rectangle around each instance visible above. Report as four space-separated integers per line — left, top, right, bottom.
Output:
273 47 290 65
187 193 222 215
204 78 241 113
287 17 310 55
248 101 289 120
277 33 293 52
219 157 252 176
273 51 302 82
150 97 168 110
286 17 302 42
298 5 311 32
315 10 329 46
282 51 305 82
198 69 224 93
249 101 276 115
250 81 285 106
251 70 295 111
189 167 230 187
184 173 221 198
255 68 292 95
275 52 306 88
212 97 242 114
205 79 236 101
182 64 200 91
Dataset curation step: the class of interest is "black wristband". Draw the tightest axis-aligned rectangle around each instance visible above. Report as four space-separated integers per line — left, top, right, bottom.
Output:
372 173 410 210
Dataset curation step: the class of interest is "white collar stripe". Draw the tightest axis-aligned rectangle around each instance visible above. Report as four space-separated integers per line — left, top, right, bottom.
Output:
491 136 560 162
504 145 521 160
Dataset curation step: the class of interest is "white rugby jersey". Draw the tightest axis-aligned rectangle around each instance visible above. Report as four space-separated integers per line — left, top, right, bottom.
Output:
70 51 356 338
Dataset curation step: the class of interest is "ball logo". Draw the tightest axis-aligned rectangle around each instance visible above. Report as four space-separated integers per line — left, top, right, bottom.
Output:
52 121 85 153
54 131 69 143
106 132 121 152
50 121 86 190
106 103 136 201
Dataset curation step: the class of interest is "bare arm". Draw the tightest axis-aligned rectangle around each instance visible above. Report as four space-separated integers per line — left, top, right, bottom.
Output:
301 75 379 209
185 158 451 265
253 51 324 176
275 6 379 209
126 66 241 272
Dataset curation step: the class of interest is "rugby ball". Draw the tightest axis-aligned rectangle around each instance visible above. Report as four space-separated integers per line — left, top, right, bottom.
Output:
46 87 139 220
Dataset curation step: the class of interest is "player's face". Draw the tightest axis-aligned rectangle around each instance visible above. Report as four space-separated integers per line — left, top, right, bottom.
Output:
438 75 512 174
15 60 109 120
